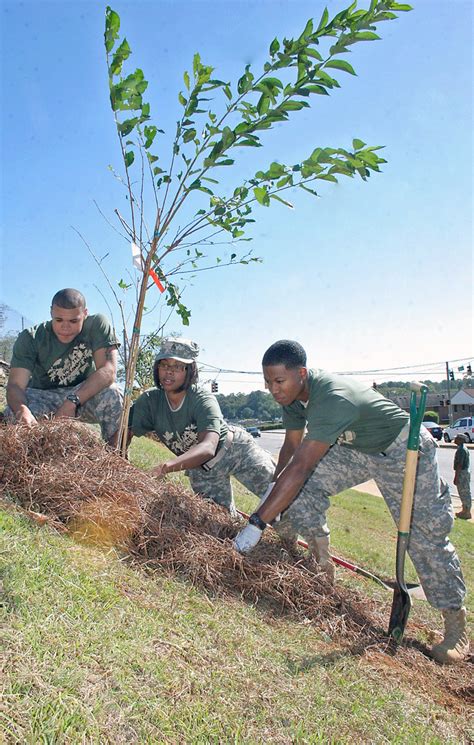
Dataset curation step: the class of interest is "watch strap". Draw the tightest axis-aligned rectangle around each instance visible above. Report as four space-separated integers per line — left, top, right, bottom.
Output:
248 512 267 531
66 393 81 408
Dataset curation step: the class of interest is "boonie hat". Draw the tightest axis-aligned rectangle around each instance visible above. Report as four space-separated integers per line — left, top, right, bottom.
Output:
454 434 467 443
155 338 199 364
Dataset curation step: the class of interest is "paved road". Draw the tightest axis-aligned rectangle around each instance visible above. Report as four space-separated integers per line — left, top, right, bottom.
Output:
257 430 473 512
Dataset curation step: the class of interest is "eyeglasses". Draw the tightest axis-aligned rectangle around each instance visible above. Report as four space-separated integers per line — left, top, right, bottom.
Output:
158 361 187 373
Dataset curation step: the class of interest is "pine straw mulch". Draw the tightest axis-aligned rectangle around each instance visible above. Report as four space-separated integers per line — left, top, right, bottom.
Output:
0 420 472 718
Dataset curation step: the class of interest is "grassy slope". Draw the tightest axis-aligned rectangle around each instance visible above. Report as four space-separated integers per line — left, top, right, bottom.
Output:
1 436 472 743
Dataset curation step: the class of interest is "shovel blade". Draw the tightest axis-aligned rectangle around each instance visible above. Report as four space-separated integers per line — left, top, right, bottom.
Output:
387 586 412 642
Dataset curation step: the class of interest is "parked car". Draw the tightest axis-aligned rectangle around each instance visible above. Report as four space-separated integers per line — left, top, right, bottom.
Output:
442 416 474 443
422 421 443 441
246 426 261 438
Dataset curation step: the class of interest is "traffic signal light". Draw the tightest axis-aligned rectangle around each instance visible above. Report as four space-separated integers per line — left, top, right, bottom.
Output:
467 364 472 376
211 381 218 393
449 370 454 381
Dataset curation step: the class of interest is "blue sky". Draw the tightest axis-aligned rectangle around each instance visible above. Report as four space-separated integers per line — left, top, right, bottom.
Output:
1 0 472 393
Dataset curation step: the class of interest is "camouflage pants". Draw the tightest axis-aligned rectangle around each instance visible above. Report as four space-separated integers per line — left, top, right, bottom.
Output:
457 471 472 510
4 384 123 442
277 428 466 611
189 426 276 517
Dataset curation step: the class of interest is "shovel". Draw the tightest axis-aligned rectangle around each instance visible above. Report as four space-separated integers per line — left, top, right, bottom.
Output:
387 381 428 642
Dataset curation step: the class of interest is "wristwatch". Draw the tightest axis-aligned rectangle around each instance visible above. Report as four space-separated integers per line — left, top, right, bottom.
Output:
248 512 267 531
66 393 81 411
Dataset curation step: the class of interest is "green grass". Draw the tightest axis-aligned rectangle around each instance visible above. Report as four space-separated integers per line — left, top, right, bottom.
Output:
1 436 472 743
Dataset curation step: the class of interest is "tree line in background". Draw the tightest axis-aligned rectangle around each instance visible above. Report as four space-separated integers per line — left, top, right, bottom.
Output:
0 304 17 363
215 378 474 423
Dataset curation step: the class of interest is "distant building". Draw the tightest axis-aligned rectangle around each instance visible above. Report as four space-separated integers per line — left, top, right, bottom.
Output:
387 392 450 422
451 388 474 417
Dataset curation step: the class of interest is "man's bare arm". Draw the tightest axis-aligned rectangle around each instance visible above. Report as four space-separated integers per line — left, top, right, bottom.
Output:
273 428 305 479
55 346 118 418
259 438 331 524
6 368 36 425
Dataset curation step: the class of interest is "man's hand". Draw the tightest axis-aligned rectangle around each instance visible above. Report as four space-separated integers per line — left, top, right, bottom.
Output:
150 461 174 478
15 404 37 427
233 524 263 554
55 399 78 419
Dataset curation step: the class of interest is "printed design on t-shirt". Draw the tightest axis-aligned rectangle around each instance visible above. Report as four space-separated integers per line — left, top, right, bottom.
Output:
338 429 356 445
162 424 198 454
48 343 93 385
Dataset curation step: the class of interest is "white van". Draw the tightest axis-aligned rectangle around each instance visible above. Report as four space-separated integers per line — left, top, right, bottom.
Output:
443 416 474 443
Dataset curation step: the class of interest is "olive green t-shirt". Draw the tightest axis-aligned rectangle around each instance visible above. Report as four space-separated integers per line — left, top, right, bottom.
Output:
130 385 228 456
282 369 408 454
10 314 119 389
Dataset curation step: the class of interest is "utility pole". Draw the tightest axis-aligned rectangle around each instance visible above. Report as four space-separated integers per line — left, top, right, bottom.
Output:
445 361 453 426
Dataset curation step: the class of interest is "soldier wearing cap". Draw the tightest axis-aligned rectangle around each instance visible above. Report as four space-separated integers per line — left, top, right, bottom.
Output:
129 337 280 516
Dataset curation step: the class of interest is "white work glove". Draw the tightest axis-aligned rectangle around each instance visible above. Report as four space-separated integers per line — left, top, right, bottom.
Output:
233 524 263 554
257 482 280 522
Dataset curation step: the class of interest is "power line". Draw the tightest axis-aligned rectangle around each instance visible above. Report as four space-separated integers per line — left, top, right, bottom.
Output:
199 356 473 378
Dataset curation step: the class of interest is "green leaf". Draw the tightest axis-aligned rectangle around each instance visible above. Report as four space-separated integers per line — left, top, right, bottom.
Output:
184 70 190 90
270 194 294 209
118 278 131 289
390 3 413 10
118 117 138 137
104 7 120 54
193 52 201 76
182 128 197 143
305 48 323 62
352 138 366 150
317 173 338 183
222 126 236 148
269 37 280 55
316 7 329 33
325 59 356 75
253 186 270 206
300 84 329 96
299 183 319 197
276 174 292 188
257 94 271 115
352 31 381 41
268 162 286 178
280 100 308 111
258 76 283 90
300 18 313 40
110 38 131 76
124 150 134 167
178 92 187 107
144 125 158 149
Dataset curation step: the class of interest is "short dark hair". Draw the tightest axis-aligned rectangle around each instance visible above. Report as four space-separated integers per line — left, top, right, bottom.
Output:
153 360 199 392
51 288 86 309
262 340 307 369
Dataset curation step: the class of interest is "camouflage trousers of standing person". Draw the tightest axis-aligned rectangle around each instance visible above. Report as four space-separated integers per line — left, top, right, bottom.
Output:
189 426 278 518
275 427 466 611
4 384 123 443
457 471 472 511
